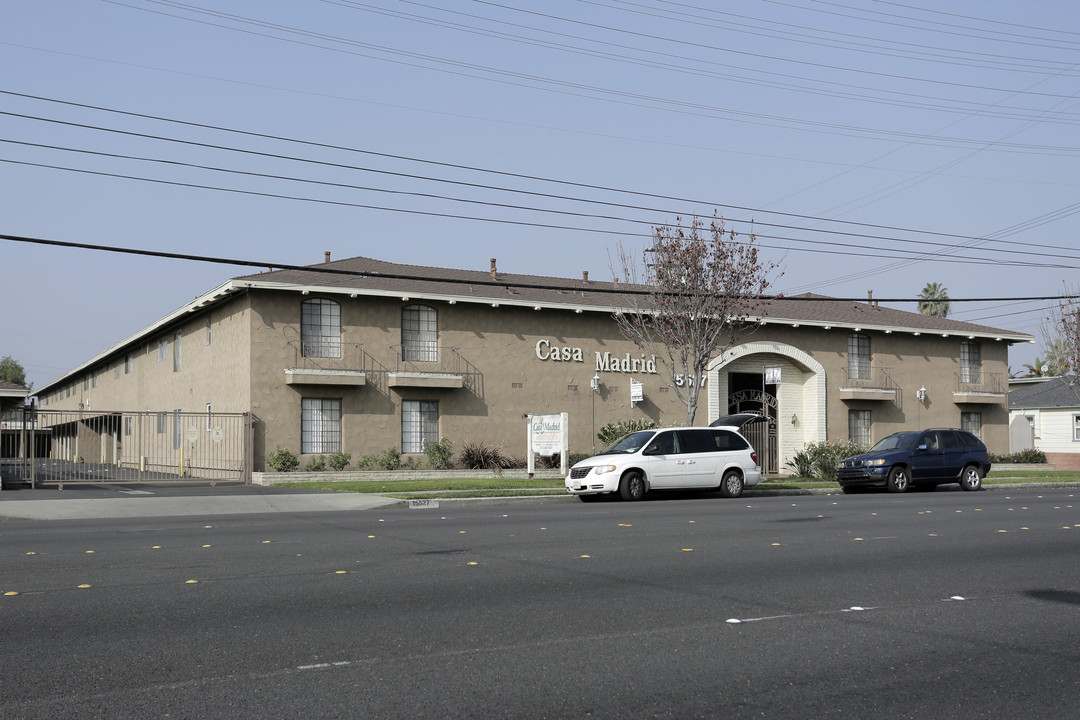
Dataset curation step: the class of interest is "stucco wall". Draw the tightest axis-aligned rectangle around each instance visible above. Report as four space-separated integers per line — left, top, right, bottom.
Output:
36 287 1019 470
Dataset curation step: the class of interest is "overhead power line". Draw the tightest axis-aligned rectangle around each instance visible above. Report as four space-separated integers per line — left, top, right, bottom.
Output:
3 231 1079 304
6 91 1080 258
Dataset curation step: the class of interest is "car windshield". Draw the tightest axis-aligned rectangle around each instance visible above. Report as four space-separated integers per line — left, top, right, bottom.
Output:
598 430 657 455
868 432 920 452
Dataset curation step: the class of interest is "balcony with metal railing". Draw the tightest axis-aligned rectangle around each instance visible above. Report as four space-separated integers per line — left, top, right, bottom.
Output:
838 364 899 403
388 345 481 392
284 340 372 386
953 370 1006 404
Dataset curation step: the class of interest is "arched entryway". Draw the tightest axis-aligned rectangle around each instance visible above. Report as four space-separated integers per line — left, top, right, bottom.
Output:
708 341 827 475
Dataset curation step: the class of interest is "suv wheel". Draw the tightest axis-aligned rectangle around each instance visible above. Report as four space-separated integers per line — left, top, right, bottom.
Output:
886 466 910 493
959 465 982 491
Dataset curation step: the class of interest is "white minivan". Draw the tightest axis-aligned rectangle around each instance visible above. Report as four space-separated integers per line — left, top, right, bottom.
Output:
565 416 763 502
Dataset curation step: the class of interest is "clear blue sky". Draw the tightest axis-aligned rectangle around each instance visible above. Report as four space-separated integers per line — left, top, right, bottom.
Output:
4 0 1078 389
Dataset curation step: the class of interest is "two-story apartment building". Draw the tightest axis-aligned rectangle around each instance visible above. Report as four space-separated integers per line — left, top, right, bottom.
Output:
33 255 1032 476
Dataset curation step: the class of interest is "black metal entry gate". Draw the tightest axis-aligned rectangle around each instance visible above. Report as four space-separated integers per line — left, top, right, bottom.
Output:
1 408 252 488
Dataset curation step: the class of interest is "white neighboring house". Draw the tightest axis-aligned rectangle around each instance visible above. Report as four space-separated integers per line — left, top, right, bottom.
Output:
1008 376 1080 470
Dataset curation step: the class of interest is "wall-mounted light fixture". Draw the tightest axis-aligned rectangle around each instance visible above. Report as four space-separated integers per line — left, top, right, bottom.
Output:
591 374 600 391
791 413 798 425
916 386 927 401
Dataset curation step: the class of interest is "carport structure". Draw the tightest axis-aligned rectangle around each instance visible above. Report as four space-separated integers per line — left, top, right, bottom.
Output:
0 381 31 489
3 407 253 489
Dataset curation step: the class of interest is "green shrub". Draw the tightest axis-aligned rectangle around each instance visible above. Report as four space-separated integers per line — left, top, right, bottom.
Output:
305 455 327 472
786 439 869 481
355 453 378 470
424 437 454 469
459 440 514 470
328 451 351 471
989 449 1047 464
377 447 402 470
267 447 299 472
597 419 659 447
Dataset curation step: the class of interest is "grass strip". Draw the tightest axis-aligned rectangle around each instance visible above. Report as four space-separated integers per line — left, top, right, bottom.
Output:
275 470 1080 497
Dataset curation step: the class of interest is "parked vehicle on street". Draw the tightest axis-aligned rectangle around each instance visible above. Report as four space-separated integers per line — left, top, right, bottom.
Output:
565 417 762 501
836 428 990 493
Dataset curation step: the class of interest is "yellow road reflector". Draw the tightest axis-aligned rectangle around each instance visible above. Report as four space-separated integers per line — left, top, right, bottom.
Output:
681 548 693 552
185 579 199 584
4 591 18 596
334 570 347 574
580 554 591 558
85 550 95 554
78 584 91 589
467 561 479 566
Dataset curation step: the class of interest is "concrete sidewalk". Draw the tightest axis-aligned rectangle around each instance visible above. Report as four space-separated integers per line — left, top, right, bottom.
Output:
0 492 403 520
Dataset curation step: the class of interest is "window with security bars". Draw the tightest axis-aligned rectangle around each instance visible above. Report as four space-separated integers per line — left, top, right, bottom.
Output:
848 410 871 445
301 299 341 358
961 412 982 437
402 305 438 362
302 398 341 454
960 341 981 384
847 334 870 380
402 400 438 453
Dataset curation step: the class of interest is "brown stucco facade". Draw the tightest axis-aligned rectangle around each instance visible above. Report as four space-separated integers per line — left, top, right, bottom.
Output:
34 256 1030 473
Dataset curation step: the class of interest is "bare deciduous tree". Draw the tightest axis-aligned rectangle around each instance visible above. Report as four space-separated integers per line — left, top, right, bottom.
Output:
611 216 781 426
1042 285 1080 387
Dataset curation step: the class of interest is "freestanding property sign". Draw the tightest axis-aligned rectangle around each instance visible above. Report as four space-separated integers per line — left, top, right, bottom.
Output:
527 412 569 476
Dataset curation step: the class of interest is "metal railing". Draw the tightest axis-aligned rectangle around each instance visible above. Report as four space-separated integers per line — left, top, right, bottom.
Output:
956 370 1005 395
1 408 251 488
389 345 483 394
842 364 899 393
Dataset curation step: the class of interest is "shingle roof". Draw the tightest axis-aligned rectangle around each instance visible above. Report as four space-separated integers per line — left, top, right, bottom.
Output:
234 255 1030 340
1009 376 1080 409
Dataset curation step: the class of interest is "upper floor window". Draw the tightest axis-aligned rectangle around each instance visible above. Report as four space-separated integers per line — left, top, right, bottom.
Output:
173 332 182 372
158 339 168 362
301 298 341 358
402 305 438 362
205 317 212 345
125 354 133 374
847 334 870 380
960 341 981 383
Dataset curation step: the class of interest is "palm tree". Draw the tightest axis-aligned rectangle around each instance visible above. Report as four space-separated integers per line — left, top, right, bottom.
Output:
918 282 950 318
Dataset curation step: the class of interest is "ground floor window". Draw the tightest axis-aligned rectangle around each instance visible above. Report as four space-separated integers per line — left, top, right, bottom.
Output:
302 398 341 454
961 412 983 437
1073 414 1080 442
402 400 438 453
848 409 871 445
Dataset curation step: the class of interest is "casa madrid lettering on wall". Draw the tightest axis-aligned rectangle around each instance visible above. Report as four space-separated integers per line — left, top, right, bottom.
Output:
533 339 706 387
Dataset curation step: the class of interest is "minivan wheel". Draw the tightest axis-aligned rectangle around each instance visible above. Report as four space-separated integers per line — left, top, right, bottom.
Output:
959 465 983 491
619 471 646 501
719 470 744 498
886 467 910 493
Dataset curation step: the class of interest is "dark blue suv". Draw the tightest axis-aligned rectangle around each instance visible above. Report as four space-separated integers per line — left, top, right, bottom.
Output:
836 429 990 493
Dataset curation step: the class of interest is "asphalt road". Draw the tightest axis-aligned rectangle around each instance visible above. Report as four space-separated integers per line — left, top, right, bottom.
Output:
2 487 1078 719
